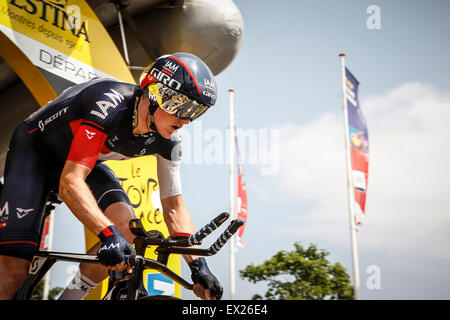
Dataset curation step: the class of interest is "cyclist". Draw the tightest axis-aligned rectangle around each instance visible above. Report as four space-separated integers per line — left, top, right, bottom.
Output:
0 52 222 300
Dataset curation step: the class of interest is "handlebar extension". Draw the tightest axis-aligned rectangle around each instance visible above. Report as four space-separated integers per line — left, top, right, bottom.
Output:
187 212 230 246
124 218 246 265
207 218 245 255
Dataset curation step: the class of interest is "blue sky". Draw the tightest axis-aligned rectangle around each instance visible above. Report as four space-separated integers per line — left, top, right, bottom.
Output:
51 0 450 299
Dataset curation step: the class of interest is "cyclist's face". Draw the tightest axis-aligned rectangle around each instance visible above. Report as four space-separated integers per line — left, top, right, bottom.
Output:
153 107 190 139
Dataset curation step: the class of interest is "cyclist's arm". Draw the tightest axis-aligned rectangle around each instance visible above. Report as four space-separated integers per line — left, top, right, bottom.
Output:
161 194 217 300
59 160 113 234
157 154 196 263
161 194 199 265
59 116 112 234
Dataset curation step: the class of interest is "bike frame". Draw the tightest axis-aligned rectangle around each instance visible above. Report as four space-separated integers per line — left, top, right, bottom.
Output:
15 251 100 300
15 212 245 300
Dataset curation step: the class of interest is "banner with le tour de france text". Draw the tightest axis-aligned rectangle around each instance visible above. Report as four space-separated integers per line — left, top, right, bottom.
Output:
104 157 182 299
0 0 135 93
345 67 369 224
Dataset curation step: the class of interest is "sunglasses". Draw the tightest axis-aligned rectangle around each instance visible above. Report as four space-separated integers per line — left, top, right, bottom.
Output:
158 84 209 121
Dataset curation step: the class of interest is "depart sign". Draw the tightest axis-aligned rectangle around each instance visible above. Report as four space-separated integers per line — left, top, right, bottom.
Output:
0 0 134 91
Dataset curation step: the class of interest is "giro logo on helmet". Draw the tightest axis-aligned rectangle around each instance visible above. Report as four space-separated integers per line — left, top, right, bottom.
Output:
140 52 218 117
149 68 182 91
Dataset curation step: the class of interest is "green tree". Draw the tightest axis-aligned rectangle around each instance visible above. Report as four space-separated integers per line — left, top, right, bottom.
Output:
31 279 63 300
239 242 354 300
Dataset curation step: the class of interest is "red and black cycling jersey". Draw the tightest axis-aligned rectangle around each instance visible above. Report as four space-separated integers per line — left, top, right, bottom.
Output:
0 78 183 261
23 78 181 171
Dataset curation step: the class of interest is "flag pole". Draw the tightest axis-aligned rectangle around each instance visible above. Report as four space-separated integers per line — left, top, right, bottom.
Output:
228 89 236 300
339 53 361 300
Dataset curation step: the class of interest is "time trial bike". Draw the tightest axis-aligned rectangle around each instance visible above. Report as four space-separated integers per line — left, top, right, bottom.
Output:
13 190 244 300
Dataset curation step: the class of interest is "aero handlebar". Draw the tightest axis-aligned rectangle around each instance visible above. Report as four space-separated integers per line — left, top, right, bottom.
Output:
124 213 245 290
27 213 245 296
187 212 230 246
151 213 245 257
207 218 245 254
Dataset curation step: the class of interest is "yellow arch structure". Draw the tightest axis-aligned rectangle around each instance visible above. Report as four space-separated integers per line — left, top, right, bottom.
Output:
0 31 56 106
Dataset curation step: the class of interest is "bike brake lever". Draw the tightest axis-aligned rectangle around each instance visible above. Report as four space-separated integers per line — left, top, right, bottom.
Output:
124 255 144 267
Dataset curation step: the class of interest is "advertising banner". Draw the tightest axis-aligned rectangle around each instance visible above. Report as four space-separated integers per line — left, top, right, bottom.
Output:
345 67 369 224
104 156 182 298
0 0 134 95
236 165 247 248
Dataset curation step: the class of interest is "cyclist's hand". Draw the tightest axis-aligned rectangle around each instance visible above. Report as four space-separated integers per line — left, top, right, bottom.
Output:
190 257 223 300
97 225 135 272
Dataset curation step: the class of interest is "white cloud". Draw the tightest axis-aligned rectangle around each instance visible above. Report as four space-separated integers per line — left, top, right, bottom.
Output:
269 82 450 261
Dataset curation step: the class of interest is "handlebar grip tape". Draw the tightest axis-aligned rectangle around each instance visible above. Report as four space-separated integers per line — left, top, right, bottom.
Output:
208 219 245 254
188 212 229 246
